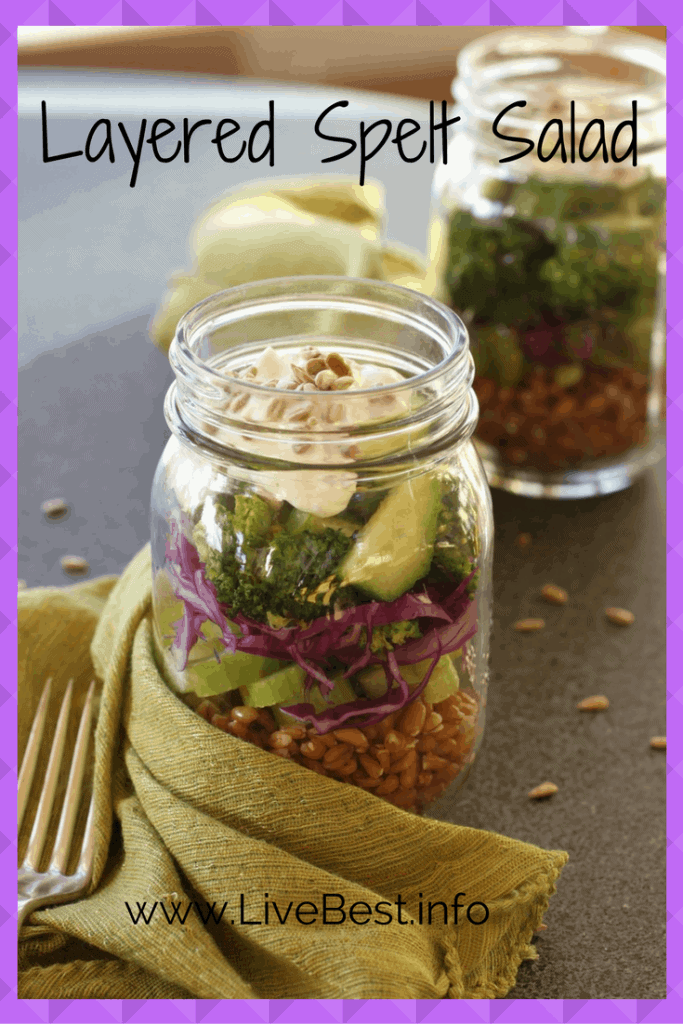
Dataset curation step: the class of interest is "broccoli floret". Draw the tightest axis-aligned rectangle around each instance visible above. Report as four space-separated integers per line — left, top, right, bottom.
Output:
233 494 273 546
369 620 421 654
432 485 479 596
445 210 554 328
193 496 355 623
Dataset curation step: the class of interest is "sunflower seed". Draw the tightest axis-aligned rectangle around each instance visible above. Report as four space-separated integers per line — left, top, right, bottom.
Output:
301 346 321 360
315 370 337 391
266 398 287 421
331 375 355 391
306 358 327 376
288 404 314 423
231 394 249 413
292 364 314 385
326 352 352 377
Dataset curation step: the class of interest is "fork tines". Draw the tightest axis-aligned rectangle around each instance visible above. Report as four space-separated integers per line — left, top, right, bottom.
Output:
19 678 96 873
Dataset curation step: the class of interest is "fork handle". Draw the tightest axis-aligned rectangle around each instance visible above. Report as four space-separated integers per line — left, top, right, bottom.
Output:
17 897 39 932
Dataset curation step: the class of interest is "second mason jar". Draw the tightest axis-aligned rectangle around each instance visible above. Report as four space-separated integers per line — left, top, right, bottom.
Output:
150 277 493 814
427 27 666 498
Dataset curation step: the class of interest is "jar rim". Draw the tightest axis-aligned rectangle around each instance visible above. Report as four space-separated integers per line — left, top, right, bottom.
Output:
454 26 666 131
171 275 469 402
166 276 478 466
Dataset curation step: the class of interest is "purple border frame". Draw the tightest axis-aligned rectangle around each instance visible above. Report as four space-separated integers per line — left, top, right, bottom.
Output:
5 3 678 1022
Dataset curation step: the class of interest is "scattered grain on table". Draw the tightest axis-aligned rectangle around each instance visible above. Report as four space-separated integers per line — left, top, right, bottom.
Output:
541 583 568 605
649 736 666 750
60 555 89 577
577 695 610 711
41 498 68 520
528 781 558 799
514 618 545 633
605 607 635 626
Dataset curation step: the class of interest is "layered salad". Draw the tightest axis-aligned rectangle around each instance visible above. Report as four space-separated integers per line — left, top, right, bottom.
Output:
444 172 665 472
154 344 482 813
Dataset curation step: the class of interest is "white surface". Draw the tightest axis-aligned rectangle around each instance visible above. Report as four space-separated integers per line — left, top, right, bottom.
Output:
19 69 438 367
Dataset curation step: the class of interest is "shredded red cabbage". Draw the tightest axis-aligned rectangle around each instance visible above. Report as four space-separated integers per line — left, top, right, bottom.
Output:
165 516 237 669
164 516 478 732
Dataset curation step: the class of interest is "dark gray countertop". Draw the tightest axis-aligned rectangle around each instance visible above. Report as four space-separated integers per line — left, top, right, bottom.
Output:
18 317 666 1000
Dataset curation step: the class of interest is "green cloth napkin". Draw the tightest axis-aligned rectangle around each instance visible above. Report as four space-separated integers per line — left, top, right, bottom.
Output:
18 546 567 1000
148 176 429 353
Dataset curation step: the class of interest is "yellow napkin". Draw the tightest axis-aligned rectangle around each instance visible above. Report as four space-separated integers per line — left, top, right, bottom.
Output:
18 546 567 1000
149 176 428 353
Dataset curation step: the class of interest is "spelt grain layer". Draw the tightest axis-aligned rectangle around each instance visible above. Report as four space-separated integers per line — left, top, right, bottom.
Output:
474 365 648 472
195 690 479 814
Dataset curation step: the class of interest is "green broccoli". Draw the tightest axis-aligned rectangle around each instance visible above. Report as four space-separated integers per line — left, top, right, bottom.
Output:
445 209 554 328
368 620 421 654
445 176 663 385
193 494 356 623
233 494 273 546
432 485 480 595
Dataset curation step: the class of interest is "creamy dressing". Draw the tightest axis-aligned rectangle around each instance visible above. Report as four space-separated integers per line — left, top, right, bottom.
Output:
220 345 411 517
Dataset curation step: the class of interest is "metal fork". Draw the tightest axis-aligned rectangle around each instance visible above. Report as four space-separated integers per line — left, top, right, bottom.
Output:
18 677 97 932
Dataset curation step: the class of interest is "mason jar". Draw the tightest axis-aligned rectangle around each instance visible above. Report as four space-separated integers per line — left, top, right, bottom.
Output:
426 27 666 498
150 277 493 814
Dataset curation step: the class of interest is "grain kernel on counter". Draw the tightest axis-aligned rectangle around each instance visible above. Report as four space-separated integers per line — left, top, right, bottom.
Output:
577 695 610 711
528 781 558 800
42 497 68 520
605 607 635 626
515 532 532 550
650 736 666 750
541 583 568 605
514 618 545 633
18 579 26 590
60 555 89 576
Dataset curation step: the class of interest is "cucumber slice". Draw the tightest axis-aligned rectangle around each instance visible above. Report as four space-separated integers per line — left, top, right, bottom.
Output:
340 472 440 601
154 573 280 697
358 654 459 705
242 667 357 712
240 664 306 707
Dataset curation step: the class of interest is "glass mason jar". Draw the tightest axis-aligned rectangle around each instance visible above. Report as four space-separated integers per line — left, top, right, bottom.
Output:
426 27 666 498
150 277 493 814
